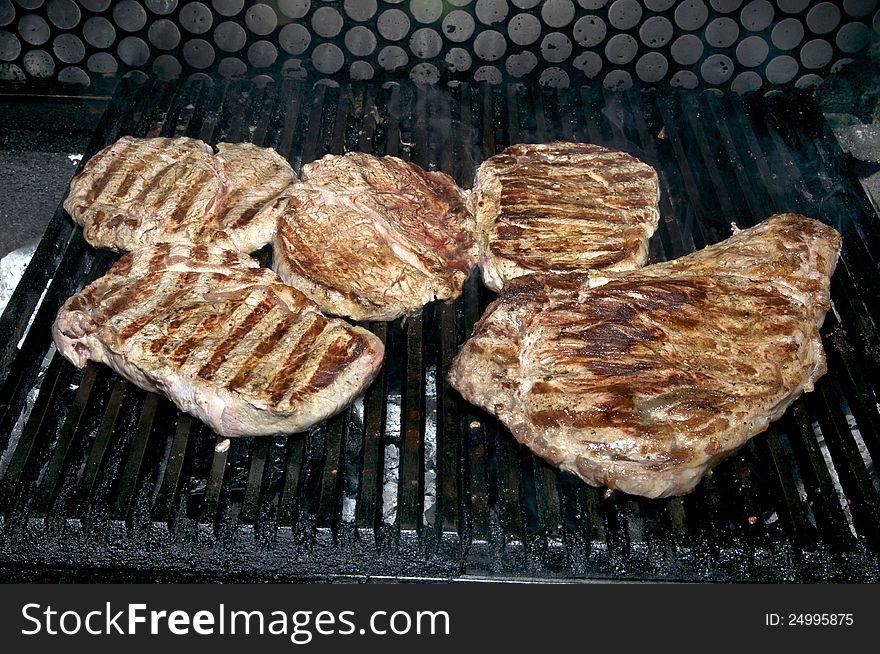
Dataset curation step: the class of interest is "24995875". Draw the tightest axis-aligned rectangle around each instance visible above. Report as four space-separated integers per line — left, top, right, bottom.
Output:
765 613 854 627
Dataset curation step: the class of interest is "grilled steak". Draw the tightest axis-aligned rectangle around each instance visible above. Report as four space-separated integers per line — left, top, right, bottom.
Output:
272 152 477 321
52 243 384 438
472 141 661 291
63 136 295 253
449 214 841 498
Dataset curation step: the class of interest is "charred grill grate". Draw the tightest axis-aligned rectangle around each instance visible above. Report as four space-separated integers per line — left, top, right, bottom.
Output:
1 77 879 582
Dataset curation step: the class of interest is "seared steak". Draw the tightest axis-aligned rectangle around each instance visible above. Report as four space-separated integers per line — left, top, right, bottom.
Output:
63 136 295 253
449 214 841 498
272 152 477 321
471 141 661 291
52 243 384 438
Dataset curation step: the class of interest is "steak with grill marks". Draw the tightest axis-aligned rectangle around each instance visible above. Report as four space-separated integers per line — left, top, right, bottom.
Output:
272 152 478 321
448 213 841 498
52 243 384 438
63 136 295 253
471 141 661 291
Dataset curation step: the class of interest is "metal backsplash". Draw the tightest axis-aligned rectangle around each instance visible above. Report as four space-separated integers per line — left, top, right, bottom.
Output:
0 2 879 93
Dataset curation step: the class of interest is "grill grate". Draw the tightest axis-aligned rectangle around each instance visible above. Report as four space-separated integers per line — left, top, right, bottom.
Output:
1 77 879 582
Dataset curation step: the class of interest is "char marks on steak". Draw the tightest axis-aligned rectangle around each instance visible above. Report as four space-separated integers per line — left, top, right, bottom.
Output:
272 152 478 321
449 213 841 498
472 141 661 291
63 136 295 253
52 243 385 438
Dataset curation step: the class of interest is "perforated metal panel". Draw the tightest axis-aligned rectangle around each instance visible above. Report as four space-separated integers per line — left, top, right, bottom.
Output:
0 1 877 92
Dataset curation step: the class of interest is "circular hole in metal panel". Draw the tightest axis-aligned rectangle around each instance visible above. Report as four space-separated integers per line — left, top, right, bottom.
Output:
83 17 116 49
411 0 443 24
212 20 245 52
345 0 376 22
345 25 376 56
605 33 638 64
670 69 698 88
799 38 832 69
740 0 774 32
378 8 410 41
0 30 21 60
709 0 742 12
245 3 278 36
410 61 440 84
505 50 536 76
771 17 804 50
18 14 50 46
578 0 608 9
211 0 243 17
474 29 506 61
117 36 150 66
81 0 111 11
509 12 542 46
807 3 841 35
218 55 246 77
700 53 734 84
476 0 509 25
836 21 871 53
152 53 182 78
47 0 80 30
736 35 768 67
217 57 247 77
113 1 147 33
706 17 739 48
573 14 606 47
604 69 632 90
410 27 442 58
671 33 703 65
731 70 762 93
843 0 877 18
146 0 178 15
542 0 576 29
312 6 343 38
0 1 14 28
795 73 822 88
248 39 278 67
778 0 809 13
608 0 642 31
182 37 215 68
635 51 668 82
53 32 85 63
59 64 90 85
573 50 602 77
282 57 306 78
765 54 799 83
639 16 673 48
16 0 44 10
541 31 572 63
446 46 472 71
474 64 502 83
442 10 474 42
378 44 408 71
87 51 117 73
148 18 180 50
180 2 213 35
0 62 26 80
675 0 709 31
279 23 310 55
23 48 54 77
539 66 569 87
350 60 374 79
277 0 309 20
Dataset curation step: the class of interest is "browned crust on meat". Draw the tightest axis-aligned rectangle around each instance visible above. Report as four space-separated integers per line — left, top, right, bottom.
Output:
448 213 841 498
51 243 385 438
471 141 661 291
63 137 295 253
272 152 478 321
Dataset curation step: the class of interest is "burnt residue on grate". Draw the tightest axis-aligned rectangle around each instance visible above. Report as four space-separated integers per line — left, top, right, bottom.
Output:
0 77 878 582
